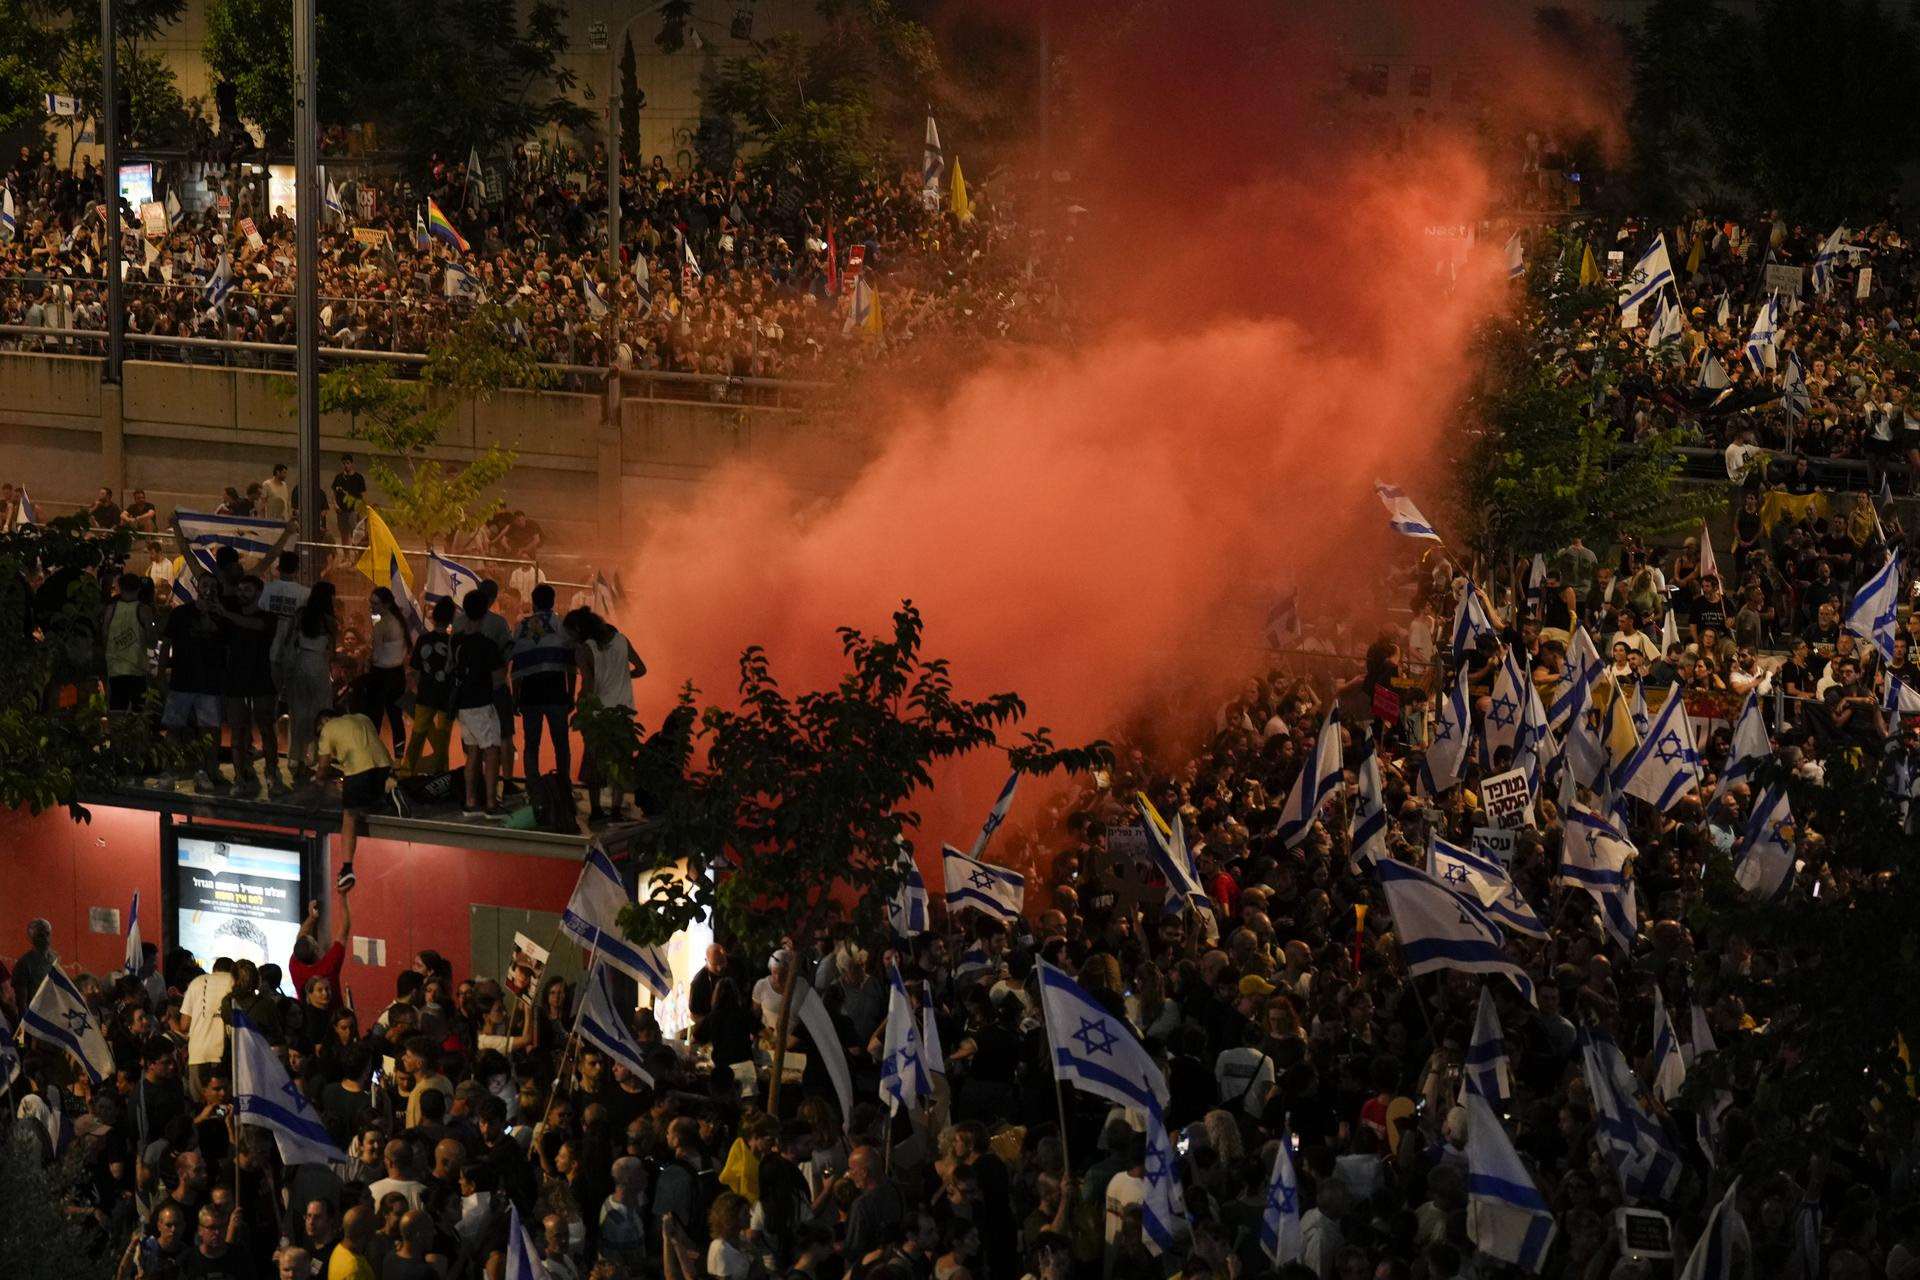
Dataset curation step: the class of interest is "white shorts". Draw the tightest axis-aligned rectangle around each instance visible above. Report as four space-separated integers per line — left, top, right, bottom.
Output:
163 691 223 730
458 707 502 749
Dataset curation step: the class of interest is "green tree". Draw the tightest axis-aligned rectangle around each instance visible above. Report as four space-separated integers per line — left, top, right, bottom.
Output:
0 1129 113 1280
25 0 197 152
0 0 50 138
706 0 938 196
593 600 1106 958
311 302 542 545
0 516 172 819
200 0 289 145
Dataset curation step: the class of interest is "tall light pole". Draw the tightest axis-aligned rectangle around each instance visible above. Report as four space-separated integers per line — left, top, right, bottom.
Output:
292 0 321 580
100 0 122 385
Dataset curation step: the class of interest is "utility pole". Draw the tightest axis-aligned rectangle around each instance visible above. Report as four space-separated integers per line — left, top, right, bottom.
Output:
292 0 321 581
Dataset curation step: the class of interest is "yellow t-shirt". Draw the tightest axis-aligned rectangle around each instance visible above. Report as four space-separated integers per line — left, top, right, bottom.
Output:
317 713 395 776
326 1244 376 1280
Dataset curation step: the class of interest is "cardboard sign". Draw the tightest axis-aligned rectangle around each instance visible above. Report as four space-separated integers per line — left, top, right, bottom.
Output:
214 194 232 220
1106 824 1150 861
139 200 168 239
1857 267 1874 299
1762 263 1803 297
844 243 866 287
1473 826 1517 867
357 187 378 222
1481 768 1535 830
238 216 264 249
504 931 549 1003
1372 682 1402 724
351 226 391 248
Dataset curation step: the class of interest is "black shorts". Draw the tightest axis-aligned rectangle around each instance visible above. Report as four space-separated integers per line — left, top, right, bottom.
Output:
342 766 392 811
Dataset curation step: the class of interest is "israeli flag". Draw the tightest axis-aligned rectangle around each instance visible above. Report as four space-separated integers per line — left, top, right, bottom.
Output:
505 1202 545 1280
887 849 929 938
922 114 945 204
1373 859 1535 1004
1422 665 1474 795
1036 960 1170 1114
22 968 115 1085
1480 648 1529 770
1714 292 1730 329
922 1001 945 1074
1461 986 1510 1104
880 963 932 1112
1430 838 1548 940
1138 795 1210 911
1580 1025 1681 1204
580 274 610 320
1616 684 1699 812
791 981 855 1121
1651 987 1686 1105
444 263 487 302
576 962 654 1085
1350 751 1389 866
970 771 1019 857
1465 1092 1556 1271
232 1010 347 1165
1260 1133 1304 1265
1645 296 1683 347
1709 692 1768 804
1560 804 1639 952
1561 664 1610 792
1373 480 1443 541
0 1009 21 1095
1550 627 1604 728
1618 234 1674 315
1275 705 1344 848
942 844 1025 921
1629 678 1651 738
1732 786 1795 901
1744 295 1779 373
1698 350 1731 392
176 508 287 557
165 189 182 228
1504 230 1525 280
1678 1179 1749 1280
1782 354 1810 418
203 251 236 315
1452 581 1498 656
0 187 16 242
1140 1100 1189 1256
1887 674 1920 718
1811 225 1846 295
424 550 482 608
559 848 674 1001
325 180 346 222
1844 549 1901 663
10 487 38 528
387 552 424 638
123 891 143 975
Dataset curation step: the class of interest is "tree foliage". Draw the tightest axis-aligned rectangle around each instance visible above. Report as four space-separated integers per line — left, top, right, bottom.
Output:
0 516 173 820
583 602 1108 956
19 0 197 151
0 1130 114 1280
310 302 542 545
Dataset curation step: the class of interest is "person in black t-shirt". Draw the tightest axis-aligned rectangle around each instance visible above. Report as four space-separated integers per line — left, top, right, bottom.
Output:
401 598 458 776
89 485 122 528
330 454 368 540
204 574 284 798
453 591 506 816
159 579 227 791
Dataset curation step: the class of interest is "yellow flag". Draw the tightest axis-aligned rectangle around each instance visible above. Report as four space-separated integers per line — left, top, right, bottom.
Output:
1685 232 1704 275
951 154 972 223
1579 244 1600 287
355 505 413 591
1136 791 1173 836
718 1136 759 1200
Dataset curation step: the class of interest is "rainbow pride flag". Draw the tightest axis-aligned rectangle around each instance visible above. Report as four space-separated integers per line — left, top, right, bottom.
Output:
425 197 469 253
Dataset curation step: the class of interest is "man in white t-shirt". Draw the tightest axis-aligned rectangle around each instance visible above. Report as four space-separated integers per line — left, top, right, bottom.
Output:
752 950 792 1035
179 959 235 1095
1102 1133 1147 1246
367 1139 429 1210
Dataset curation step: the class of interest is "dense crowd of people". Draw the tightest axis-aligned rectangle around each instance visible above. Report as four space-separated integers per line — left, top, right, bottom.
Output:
0 144 1053 377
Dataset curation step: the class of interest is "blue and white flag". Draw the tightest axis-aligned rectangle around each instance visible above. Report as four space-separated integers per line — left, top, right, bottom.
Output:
232 1009 347 1165
1617 684 1699 812
887 849 929 938
0 187 16 242
1374 858 1535 1004
1481 649 1530 770
1461 986 1510 1104
1580 1024 1681 1204
1699 350 1731 393
1844 549 1901 663
1686 1006 1731 1165
164 189 182 229
1036 960 1170 1114
921 114 945 205
1651 987 1686 1105
203 251 236 314
176 509 287 556
791 981 855 1122
1732 785 1795 901
423 550 483 608
922 1001 945 1075
1373 481 1442 541
385 551 424 638
1744 295 1779 373
22 968 115 1085
1430 838 1548 940
1646 296 1683 347
0 1009 20 1095
505 1202 545 1280
942 844 1025 921
579 274 610 320
1678 1179 1749 1280
1140 1099 1189 1256
1275 705 1343 847
1709 691 1768 804
575 962 654 1085
444 262 487 301
1422 665 1474 795
123 891 143 975
1350 751 1389 867
970 771 1019 857
1551 627 1605 729
1627 676 1651 736
880 962 931 1112
1138 797 1210 912
1260 1133 1304 1265
1561 804 1639 952
1618 234 1674 315
1504 230 1525 280
1887 674 1920 718
1466 1092 1556 1272
1452 581 1498 657
1782 354 1810 418
1811 225 1846 296
324 180 346 223
1511 680 1551 801
1560 662 1609 791
559 848 674 1001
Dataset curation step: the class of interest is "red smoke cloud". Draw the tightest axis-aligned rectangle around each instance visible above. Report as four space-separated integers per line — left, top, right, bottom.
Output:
615 0 1604 829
